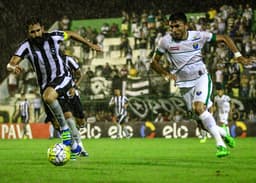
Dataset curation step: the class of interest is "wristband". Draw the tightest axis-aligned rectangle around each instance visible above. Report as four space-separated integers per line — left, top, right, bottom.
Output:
234 52 242 58
7 63 16 71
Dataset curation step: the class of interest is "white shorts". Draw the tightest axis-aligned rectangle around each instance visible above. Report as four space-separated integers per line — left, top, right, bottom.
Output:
181 73 213 111
218 112 229 124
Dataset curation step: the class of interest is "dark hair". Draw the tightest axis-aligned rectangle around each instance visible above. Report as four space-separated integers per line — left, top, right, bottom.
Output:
169 12 187 23
26 16 42 28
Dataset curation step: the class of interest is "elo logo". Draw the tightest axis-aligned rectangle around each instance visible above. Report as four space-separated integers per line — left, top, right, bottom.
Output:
140 121 156 138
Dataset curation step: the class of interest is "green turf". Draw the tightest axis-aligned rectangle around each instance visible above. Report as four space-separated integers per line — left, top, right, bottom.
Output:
0 138 255 183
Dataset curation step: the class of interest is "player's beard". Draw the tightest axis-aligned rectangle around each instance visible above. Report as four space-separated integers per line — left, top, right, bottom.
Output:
31 36 44 47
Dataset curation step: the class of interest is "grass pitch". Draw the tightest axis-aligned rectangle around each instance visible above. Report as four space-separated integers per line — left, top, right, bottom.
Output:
0 137 255 183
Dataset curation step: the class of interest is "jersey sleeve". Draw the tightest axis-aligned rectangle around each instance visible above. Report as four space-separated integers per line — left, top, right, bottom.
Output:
201 31 215 43
67 56 79 71
14 41 30 59
49 30 66 41
155 37 166 55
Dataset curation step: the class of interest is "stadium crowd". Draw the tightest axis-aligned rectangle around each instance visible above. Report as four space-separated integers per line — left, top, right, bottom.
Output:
1 1 256 124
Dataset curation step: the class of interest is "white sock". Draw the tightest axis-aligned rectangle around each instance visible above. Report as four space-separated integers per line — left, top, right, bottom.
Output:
201 129 207 138
66 118 80 142
199 111 226 147
78 141 85 152
71 141 78 151
49 124 54 138
217 126 227 137
48 100 68 130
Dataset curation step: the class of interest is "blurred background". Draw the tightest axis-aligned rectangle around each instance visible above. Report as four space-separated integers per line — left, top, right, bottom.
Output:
1 0 256 137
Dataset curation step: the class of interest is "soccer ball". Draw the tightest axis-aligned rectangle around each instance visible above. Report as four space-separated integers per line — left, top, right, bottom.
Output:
47 143 71 166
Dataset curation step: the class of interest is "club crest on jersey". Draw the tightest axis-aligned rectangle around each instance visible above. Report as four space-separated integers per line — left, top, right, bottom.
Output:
196 91 202 96
193 43 199 49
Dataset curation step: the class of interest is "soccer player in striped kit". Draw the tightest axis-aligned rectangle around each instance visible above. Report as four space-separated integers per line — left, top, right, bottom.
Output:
7 17 101 156
19 93 30 139
109 88 130 139
151 12 251 157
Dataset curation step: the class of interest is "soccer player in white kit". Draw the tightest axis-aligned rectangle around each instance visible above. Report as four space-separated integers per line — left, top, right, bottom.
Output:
151 12 251 157
214 86 231 135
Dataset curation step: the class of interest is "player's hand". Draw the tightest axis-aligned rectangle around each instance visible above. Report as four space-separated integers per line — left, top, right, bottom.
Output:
14 65 23 74
236 56 253 65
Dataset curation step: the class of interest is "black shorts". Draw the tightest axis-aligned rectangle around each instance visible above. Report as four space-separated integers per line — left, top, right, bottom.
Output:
58 95 85 119
21 115 29 124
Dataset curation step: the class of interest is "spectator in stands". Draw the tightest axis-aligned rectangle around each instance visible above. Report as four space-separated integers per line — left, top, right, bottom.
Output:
154 113 164 123
109 23 120 37
119 32 129 57
248 74 256 98
139 26 148 60
248 109 256 123
172 110 184 123
112 65 119 76
147 10 155 29
227 59 241 97
132 23 142 49
102 62 112 79
240 74 249 97
130 12 140 36
96 31 105 58
33 92 42 122
100 23 110 37
120 64 128 80
215 64 224 90
59 15 71 31
141 9 148 24
85 67 95 80
7 72 19 97
155 9 166 29
125 44 133 67
121 10 129 34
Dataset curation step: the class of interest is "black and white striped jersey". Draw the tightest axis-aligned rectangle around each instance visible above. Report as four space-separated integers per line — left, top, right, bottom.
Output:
14 31 69 90
109 95 128 116
64 55 79 81
19 99 30 117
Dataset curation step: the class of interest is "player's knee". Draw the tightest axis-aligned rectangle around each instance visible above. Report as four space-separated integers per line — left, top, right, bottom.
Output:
64 112 72 119
193 101 206 115
43 88 58 104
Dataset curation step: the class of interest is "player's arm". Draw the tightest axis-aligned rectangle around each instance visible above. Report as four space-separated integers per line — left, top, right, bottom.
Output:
7 56 23 74
64 31 102 52
74 69 83 87
151 51 176 81
215 34 252 65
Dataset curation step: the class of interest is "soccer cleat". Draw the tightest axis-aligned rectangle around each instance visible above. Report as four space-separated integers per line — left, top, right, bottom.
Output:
224 135 236 148
80 151 89 157
199 137 207 143
216 146 229 158
61 129 72 146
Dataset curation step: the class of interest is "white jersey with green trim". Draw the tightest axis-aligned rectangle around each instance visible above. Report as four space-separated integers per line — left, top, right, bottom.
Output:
157 31 213 87
214 94 231 113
